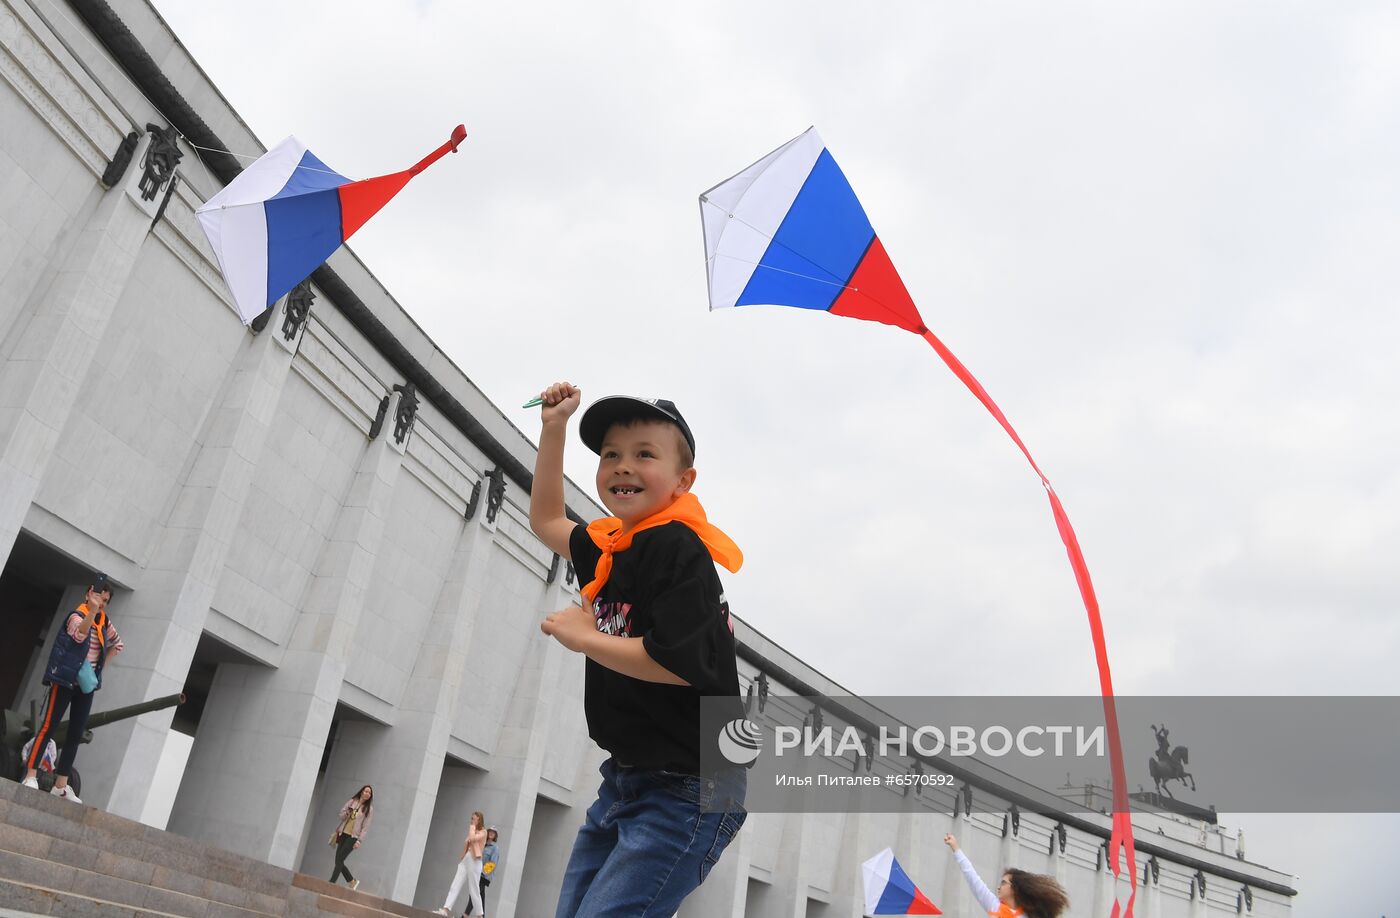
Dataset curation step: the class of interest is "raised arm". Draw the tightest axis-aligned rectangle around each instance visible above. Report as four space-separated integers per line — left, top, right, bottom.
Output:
945 834 1000 913
529 382 580 558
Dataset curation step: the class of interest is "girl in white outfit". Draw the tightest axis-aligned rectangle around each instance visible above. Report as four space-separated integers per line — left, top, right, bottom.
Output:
437 810 487 917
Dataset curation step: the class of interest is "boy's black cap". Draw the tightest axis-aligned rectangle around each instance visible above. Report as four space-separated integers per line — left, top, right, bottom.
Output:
579 396 696 458
91 573 111 594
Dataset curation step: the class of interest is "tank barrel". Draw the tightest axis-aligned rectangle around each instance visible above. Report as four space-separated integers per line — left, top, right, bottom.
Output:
49 692 185 746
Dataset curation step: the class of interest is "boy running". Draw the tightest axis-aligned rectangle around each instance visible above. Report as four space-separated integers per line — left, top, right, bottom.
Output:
529 382 747 918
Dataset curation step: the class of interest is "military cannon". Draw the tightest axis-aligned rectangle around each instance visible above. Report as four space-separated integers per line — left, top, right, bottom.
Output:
1 693 185 796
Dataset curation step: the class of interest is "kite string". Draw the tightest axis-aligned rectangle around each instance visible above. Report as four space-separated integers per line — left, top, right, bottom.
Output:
183 142 359 179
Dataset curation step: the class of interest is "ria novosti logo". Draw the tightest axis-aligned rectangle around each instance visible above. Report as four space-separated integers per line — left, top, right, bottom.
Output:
717 719 763 765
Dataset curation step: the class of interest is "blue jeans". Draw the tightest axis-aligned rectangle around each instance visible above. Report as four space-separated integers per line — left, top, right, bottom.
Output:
554 758 747 918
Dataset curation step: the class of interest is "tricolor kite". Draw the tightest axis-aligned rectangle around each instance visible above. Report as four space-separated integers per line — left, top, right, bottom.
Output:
197 125 467 324
862 848 941 916
700 128 1139 918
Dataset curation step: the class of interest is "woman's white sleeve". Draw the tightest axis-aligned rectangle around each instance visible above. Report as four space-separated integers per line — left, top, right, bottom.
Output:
954 849 1001 913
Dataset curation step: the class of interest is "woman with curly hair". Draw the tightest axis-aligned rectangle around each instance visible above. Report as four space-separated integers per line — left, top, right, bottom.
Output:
944 833 1069 918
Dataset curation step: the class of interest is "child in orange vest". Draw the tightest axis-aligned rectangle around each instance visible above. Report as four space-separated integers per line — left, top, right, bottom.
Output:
944 833 1069 918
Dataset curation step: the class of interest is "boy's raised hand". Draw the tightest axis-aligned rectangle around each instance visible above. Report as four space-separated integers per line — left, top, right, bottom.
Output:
943 833 960 852
538 382 581 424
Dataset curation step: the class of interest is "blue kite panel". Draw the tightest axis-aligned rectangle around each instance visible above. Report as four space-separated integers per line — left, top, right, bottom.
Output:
264 190 343 306
270 149 350 199
874 883 916 915
735 149 874 312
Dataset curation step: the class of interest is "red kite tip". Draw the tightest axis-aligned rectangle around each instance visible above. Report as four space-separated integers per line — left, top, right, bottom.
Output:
450 124 467 151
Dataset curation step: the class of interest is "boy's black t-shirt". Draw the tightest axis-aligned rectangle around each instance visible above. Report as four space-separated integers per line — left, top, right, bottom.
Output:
569 520 744 773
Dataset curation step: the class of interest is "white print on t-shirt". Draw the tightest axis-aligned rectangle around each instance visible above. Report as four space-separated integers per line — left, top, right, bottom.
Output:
592 594 733 638
594 601 632 636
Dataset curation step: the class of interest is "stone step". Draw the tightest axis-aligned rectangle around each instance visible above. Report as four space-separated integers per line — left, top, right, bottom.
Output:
0 782 292 900
0 874 193 917
0 779 441 918
291 876 429 918
0 844 280 917
0 795 287 910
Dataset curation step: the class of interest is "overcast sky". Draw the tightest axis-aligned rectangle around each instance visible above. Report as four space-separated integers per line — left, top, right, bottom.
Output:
146 1 1399 914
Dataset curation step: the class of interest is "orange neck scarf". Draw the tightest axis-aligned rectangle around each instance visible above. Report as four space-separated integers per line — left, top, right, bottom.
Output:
581 492 742 606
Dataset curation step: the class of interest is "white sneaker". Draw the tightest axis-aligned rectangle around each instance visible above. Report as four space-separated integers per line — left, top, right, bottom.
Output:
21 775 39 790
50 785 81 804
435 909 452 916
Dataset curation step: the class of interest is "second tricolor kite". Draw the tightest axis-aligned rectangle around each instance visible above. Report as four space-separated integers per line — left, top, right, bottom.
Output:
197 125 466 324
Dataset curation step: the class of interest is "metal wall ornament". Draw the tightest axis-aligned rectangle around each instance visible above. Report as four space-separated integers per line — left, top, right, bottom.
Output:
250 304 274 334
565 561 576 586
464 478 483 520
1002 804 1020 838
102 131 140 187
953 782 974 819
1192 869 1208 900
1237 885 1253 913
755 672 769 714
283 281 314 341
391 382 419 445
484 466 507 524
904 760 923 798
1049 822 1067 855
151 173 179 229
138 123 182 201
369 394 391 440
547 553 561 585
1143 856 1160 885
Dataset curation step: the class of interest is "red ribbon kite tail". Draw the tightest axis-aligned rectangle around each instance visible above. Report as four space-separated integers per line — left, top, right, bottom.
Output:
920 329 1138 918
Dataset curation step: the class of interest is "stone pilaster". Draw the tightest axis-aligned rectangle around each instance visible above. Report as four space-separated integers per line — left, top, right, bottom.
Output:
166 388 406 866
299 471 502 900
0 132 159 565
467 592 570 918
86 313 300 817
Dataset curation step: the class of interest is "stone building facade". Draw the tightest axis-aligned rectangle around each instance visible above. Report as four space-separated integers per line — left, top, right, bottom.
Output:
0 0 1295 914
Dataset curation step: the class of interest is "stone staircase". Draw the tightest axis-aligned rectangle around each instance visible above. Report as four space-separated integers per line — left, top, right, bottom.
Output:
0 778 438 918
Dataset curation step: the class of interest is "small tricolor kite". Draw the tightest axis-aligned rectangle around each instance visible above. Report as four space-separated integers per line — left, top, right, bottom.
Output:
862 848 941 916
701 128 1138 918
197 125 467 324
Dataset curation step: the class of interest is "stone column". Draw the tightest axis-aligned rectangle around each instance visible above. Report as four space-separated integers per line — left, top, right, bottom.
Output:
299 471 503 900
453 577 573 918
88 303 303 817
166 387 407 867
0 132 162 563
763 808 814 918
